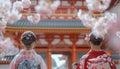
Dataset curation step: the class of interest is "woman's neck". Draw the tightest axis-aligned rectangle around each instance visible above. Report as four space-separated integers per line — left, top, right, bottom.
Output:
91 45 101 51
24 47 32 50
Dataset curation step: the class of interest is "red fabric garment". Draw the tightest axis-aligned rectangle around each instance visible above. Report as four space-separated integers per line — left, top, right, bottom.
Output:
79 49 116 69
76 64 80 69
9 49 47 69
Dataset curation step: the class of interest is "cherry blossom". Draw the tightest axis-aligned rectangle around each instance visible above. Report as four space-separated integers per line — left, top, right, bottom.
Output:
86 0 111 12
13 1 23 12
5 10 22 24
27 13 40 24
0 38 19 58
22 0 31 8
35 0 60 14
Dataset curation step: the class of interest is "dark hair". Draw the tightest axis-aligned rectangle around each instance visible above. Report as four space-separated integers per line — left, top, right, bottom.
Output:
72 62 79 66
89 33 103 45
21 31 36 46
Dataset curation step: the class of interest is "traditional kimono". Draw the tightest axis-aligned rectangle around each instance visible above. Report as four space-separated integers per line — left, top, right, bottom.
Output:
76 64 80 69
79 50 116 69
9 49 47 69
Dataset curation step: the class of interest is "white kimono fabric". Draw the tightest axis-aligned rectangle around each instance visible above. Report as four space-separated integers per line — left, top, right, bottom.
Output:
9 49 47 69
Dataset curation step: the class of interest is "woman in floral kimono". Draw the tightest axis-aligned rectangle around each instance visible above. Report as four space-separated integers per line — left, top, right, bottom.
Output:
79 32 116 69
9 31 47 69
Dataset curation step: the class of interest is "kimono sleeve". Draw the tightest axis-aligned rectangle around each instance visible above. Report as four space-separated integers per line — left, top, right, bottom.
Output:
9 55 19 69
79 54 88 69
76 64 80 69
111 62 117 69
9 60 16 69
107 55 117 69
38 55 47 69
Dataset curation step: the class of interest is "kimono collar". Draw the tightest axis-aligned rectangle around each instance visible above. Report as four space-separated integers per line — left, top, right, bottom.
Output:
20 49 36 55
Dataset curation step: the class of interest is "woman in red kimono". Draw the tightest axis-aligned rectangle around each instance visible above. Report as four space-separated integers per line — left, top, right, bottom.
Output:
79 32 116 69
9 31 47 69
72 62 80 69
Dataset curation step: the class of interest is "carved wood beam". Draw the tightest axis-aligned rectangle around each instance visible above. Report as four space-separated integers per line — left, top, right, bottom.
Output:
5 27 91 34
